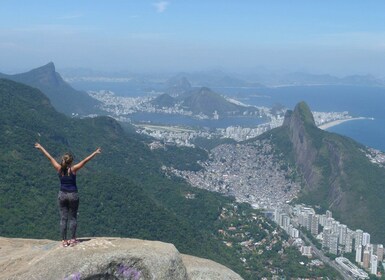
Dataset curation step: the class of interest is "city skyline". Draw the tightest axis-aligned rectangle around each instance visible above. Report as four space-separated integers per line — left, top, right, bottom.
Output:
1 1 385 76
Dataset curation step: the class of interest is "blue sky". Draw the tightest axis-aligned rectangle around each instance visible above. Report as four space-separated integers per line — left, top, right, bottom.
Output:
1 0 385 76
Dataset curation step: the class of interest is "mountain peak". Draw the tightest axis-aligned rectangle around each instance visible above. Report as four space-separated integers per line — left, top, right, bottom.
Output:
36 61 56 72
167 76 191 89
25 62 56 77
2 63 100 115
283 101 316 128
198 87 212 94
165 76 192 97
14 61 61 87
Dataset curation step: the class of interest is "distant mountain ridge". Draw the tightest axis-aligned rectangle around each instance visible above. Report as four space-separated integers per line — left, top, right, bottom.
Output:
181 87 258 116
166 69 385 87
259 101 385 244
0 62 100 116
59 66 385 89
152 77 259 117
169 70 262 88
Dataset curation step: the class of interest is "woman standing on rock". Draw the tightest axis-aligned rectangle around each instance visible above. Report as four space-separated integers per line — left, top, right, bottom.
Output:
35 143 101 247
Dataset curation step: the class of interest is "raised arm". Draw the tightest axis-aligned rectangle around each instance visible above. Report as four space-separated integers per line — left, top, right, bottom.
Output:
35 143 61 171
72 148 101 173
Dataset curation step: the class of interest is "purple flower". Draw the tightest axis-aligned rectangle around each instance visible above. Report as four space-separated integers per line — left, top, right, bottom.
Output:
117 264 141 279
132 270 141 280
64 272 81 280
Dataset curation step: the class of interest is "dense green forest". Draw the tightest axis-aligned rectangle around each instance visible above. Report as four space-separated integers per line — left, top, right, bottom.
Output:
0 78 342 279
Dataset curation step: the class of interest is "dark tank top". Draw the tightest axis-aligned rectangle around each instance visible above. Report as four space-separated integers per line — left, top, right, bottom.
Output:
59 168 77 192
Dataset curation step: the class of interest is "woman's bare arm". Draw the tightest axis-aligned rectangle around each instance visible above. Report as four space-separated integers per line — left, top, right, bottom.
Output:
35 143 61 171
72 148 101 173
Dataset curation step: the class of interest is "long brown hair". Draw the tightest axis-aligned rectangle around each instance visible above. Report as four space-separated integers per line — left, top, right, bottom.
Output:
60 153 74 176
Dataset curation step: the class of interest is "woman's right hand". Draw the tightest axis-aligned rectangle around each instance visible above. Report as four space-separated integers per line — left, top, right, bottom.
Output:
35 143 42 150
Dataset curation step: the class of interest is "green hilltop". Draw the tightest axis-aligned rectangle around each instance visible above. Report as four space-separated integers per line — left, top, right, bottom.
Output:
260 101 385 244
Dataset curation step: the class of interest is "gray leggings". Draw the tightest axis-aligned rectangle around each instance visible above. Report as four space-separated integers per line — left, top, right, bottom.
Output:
58 191 79 240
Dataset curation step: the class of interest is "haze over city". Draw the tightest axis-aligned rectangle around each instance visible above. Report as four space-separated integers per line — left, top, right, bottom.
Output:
1 0 385 76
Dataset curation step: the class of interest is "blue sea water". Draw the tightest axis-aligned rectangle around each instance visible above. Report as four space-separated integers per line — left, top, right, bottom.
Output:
215 85 385 152
327 118 385 151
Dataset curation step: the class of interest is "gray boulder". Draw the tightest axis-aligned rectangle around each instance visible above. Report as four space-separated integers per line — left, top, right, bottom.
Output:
0 237 243 280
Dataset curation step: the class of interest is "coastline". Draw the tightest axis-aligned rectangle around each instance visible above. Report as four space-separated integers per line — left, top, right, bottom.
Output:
318 117 371 130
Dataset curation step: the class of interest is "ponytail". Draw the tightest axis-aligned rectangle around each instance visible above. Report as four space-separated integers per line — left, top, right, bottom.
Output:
60 153 74 176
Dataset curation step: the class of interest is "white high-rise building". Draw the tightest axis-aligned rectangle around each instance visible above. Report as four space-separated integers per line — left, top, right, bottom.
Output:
278 213 290 230
326 210 332 219
292 228 299 238
329 234 339 255
325 217 334 228
356 245 363 263
323 227 332 249
298 213 307 228
370 254 378 275
377 244 384 262
345 229 354 253
323 226 339 255
318 214 326 227
331 220 340 234
310 214 319 236
338 224 347 245
306 213 313 231
362 232 370 247
274 209 280 223
355 229 363 248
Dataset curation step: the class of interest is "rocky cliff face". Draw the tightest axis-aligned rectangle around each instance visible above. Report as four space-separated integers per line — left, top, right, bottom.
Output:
282 102 322 190
266 101 385 244
281 101 349 207
0 237 243 280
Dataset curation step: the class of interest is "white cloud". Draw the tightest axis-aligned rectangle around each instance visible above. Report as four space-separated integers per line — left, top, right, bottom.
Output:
153 1 169 13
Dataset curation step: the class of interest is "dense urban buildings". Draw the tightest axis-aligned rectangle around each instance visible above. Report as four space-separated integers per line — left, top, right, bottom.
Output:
275 205 383 278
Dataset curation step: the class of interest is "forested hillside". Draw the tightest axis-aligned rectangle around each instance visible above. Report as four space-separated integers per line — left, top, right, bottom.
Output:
0 78 240 269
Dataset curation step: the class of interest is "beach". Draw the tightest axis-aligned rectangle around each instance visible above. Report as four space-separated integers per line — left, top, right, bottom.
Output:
319 117 370 130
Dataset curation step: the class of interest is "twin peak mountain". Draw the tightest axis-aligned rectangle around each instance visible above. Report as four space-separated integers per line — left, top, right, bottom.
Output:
268 101 385 244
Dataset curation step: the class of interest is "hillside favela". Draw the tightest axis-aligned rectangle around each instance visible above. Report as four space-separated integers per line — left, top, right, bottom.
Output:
1 1 385 280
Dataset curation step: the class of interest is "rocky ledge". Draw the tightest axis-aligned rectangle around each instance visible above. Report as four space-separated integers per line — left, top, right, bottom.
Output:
0 237 243 280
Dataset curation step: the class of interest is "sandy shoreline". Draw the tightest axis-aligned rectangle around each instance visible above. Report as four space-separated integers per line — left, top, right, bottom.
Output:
318 117 371 130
